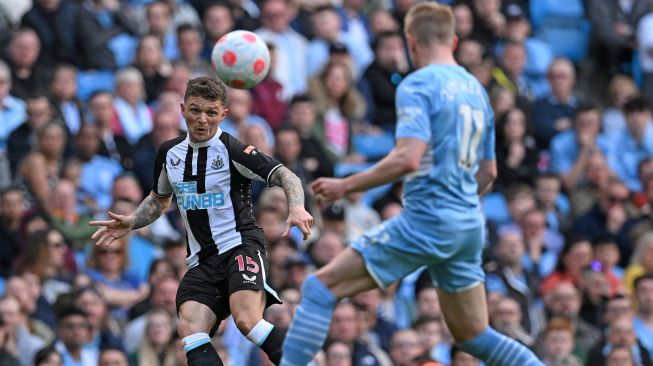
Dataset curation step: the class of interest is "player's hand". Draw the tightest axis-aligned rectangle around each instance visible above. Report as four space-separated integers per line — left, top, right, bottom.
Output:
311 177 347 201
89 211 134 247
284 206 313 240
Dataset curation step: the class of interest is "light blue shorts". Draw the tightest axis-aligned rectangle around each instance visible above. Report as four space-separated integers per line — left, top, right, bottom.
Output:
351 214 485 293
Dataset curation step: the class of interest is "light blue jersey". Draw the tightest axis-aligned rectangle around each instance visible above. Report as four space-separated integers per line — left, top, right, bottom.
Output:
395 64 495 229
351 64 495 292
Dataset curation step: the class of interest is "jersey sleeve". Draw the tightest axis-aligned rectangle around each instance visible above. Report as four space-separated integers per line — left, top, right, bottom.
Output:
395 78 431 142
152 142 174 197
480 96 496 161
223 133 283 185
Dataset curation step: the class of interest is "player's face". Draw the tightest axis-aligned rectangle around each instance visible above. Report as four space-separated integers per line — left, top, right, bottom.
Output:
182 96 228 143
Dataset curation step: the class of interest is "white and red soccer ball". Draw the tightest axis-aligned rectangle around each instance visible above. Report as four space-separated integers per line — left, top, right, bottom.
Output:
211 30 271 89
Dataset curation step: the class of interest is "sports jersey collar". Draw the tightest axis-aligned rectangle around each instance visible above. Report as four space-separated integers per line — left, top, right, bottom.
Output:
186 128 223 148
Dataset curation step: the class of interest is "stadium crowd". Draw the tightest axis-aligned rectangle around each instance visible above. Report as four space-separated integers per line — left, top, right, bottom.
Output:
1 0 653 365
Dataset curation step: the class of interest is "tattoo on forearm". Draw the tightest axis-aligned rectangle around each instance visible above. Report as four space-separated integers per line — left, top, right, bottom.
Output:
132 196 164 229
271 167 305 208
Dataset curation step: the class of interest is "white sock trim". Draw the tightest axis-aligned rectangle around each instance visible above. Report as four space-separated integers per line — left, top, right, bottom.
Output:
182 332 211 353
246 319 274 347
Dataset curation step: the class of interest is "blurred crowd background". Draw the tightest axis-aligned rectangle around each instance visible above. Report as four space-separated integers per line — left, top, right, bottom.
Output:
1 0 653 365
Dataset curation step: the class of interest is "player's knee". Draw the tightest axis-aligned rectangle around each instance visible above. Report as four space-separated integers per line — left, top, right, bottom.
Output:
233 312 261 336
450 322 487 343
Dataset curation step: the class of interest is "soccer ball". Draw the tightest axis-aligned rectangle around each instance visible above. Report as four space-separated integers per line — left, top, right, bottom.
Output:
211 30 271 89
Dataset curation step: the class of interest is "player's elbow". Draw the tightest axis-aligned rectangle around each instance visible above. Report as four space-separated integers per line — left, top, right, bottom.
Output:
402 157 420 173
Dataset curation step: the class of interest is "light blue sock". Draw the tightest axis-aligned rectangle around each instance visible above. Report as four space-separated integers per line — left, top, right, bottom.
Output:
280 274 337 366
458 327 545 366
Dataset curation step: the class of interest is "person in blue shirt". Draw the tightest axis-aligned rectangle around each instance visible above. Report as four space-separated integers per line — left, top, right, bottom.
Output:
280 3 544 366
549 104 611 191
633 274 653 360
606 97 653 192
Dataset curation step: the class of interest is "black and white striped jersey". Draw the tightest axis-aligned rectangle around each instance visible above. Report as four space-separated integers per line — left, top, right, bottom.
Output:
152 129 283 268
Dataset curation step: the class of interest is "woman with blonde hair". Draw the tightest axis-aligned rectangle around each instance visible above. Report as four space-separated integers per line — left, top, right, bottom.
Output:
624 231 653 293
309 60 366 161
130 308 178 366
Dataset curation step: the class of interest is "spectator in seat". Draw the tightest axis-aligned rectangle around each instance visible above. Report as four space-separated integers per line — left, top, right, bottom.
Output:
0 60 27 180
531 58 579 150
540 237 593 296
491 40 535 108
0 295 45 366
256 0 308 100
49 64 83 137
175 23 213 78
73 286 122 351
540 282 601 363
220 88 274 143
360 31 409 131
309 60 366 162
327 301 392 366
99 347 129 366
0 186 25 276
7 93 55 176
133 35 172 104
603 75 640 135
489 296 534 347
54 307 97 366
633 274 653 358
494 107 538 191
452 2 474 41
367 9 400 40
17 122 66 208
539 317 583 366
200 3 235 61
129 308 178 366
326 341 352 366
112 67 153 145
389 329 429 366
132 109 181 193
87 91 133 170
606 97 653 192
286 94 333 180
144 1 178 61
470 0 505 53
569 151 615 218
251 42 287 130
7 27 50 100
586 313 653 366
47 179 96 250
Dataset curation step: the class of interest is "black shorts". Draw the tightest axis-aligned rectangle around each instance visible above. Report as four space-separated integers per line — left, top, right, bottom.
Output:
175 238 281 322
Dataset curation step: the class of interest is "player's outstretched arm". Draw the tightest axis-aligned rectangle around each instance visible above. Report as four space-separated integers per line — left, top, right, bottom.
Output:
312 138 427 201
269 166 314 240
89 192 172 247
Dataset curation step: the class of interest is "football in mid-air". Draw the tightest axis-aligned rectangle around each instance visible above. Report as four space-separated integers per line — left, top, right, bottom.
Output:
211 30 270 89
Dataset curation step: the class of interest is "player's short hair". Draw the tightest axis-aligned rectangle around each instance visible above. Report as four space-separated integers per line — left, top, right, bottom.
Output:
404 3 455 46
184 76 227 106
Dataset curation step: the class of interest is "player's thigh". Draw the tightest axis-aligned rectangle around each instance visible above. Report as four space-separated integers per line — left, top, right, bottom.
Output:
426 225 484 292
437 283 489 343
345 219 426 294
178 300 219 337
316 247 379 299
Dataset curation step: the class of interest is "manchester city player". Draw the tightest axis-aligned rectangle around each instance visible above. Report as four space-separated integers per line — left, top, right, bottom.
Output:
280 3 544 366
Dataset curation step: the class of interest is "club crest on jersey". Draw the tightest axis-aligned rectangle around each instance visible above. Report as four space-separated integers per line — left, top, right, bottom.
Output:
244 145 257 155
211 156 224 170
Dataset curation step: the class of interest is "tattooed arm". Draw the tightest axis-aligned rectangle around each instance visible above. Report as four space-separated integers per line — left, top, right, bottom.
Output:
269 166 313 239
90 193 172 247
269 166 305 208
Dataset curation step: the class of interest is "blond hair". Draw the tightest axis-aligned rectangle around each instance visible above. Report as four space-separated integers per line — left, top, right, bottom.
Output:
404 3 455 46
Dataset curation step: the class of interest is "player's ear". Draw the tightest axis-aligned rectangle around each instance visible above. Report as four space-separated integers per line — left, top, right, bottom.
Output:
180 103 185 114
452 35 459 52
406 32 417 54
221 108 229 120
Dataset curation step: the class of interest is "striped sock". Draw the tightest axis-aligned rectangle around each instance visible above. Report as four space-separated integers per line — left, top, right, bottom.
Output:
458 327 544 366
280 275 337 366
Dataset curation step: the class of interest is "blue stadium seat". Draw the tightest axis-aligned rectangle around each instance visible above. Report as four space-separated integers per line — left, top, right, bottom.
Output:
108 33 138 69
534 19 591 63
352 131 395 160
530 0 585 29
77 71 116 101
481 192 511 225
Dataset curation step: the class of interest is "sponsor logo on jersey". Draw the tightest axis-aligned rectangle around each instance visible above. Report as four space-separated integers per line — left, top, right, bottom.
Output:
172 182 225 210
242 274 257 284
211 156 224 169
169 158 181 168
